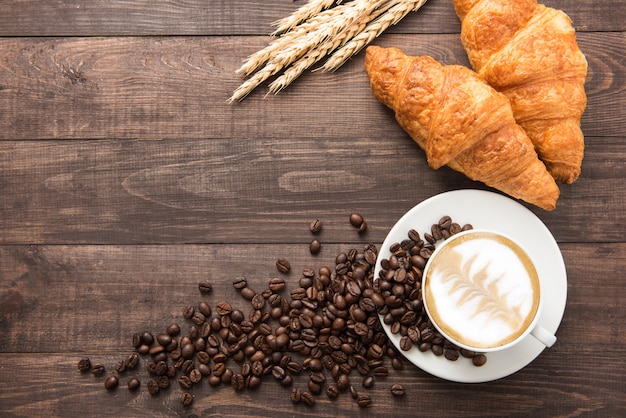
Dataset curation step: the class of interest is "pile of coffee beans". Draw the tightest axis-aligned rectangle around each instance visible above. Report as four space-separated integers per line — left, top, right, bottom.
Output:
374 216 487 366
78 213 486 409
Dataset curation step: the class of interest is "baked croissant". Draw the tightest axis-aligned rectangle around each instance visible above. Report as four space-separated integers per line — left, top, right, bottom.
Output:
364 46 560 211
453 0 588 184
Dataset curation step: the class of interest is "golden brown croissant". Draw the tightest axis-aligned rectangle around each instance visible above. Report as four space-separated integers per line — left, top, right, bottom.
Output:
364 45 560 211
453 0 588 184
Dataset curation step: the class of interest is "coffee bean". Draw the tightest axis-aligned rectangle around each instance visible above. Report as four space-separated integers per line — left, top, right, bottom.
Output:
310 239 321 255
472 354 487 367
131 333 142 349
198 281 213 294
141 331 154 345
309 219 323 233
231 373 245 391
399 335 412 351
271 366 286 381
251 293 266 309
349 213 364 228
444 349 460 361
308 380 321 394
146 378 160 395
276 258 291 274
104 375 119 390
157 375 170 389
357 393 372 408
198 301 212 317
180 392 194 406
232 276 248 289
182 305 195 319
326 384 339 399
91 363 105 377
178 375 192 389
290 387 303 403
362 375 374 388
390 383 405 396
189 368 202 384
300 391 315 406
268 277 286 292
216 301 232 316
336 373 350 390
127 377 140 391
77 358 91 372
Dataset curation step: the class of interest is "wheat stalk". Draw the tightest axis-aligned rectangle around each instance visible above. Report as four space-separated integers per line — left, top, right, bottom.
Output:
230 0 429 102
268 1 378 94
271 0 341 34
237 6 347 76
320 0 428 72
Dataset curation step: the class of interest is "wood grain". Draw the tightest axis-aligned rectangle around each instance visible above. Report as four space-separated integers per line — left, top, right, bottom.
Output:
0 243 624 416
1 1 624 417
1 135 625 245
0 0 621 36
1 243 624 352
0 33 623 140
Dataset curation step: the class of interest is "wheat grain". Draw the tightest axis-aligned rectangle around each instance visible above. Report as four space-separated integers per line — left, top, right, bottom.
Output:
231 0 429 101
271 0 340 34
320 0 428 72
229 62 282 102
237 3 350 76
268 0 385 93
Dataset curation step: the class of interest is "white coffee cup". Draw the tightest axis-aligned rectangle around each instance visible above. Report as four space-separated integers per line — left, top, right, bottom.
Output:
422 229 556 352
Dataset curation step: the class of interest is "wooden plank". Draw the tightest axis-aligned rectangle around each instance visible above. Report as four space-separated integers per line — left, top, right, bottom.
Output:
0 243 624 416
0 351 622 417
0 0 620 36
1 135 624 245
1 243 624 351
0 33 622 141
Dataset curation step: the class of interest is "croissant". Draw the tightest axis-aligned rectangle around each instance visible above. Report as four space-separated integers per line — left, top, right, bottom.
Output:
453 0 588 184
364 46 560 211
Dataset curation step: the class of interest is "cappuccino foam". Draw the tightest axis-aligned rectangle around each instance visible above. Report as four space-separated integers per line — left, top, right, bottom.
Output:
424 232 540 349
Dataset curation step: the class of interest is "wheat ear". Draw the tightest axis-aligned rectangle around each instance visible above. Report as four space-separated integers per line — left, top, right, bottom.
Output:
237 3 351 76
271 0 340 34
320 0 428 72
268 0 385 93
229 63 282 102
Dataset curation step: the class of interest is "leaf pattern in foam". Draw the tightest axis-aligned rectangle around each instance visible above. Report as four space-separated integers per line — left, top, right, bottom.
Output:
440 250 523 330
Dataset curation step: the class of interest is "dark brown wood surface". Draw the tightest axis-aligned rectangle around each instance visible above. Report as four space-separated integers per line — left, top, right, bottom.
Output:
1 0 624 416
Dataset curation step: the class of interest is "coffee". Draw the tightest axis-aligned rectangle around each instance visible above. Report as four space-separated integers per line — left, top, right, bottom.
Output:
424 230 540 350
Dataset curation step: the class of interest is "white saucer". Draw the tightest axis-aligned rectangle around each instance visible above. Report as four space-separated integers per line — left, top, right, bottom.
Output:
374 189 567 383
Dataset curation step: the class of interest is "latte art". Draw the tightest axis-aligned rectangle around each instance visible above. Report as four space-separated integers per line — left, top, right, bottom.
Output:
424 231 540 350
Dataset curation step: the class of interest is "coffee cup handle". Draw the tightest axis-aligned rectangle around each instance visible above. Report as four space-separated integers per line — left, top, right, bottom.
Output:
530 325 556 347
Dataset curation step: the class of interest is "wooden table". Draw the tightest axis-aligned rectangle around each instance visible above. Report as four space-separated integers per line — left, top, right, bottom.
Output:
1 1 624 416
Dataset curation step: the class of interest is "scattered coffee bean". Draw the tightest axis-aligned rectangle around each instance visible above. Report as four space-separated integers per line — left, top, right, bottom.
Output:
357 393 372 408
146 378 159 396
472 354 488 367
290 387 302 403
77 358 91 372
309 239 321 255
390 383 405 396
104 375 119 390
81 213 487 411
198 281 213 294
127 377 140 391
276 258 291 274
309 219 322 233
300 391 315 406
349 212 364 228
180 392 193 406
91 363 105 377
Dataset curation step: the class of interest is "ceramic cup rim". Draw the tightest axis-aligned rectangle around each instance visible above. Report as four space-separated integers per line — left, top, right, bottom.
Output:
422 228 544 353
